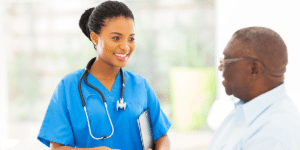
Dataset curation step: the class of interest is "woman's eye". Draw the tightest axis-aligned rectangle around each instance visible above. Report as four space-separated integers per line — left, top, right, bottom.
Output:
112 37 119 40
129 37 135 41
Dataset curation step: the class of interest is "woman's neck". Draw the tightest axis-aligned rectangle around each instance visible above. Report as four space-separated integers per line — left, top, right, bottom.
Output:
89 57 120 81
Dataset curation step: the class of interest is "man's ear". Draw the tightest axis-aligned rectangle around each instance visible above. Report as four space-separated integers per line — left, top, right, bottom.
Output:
251 61 263 79
90 32 99 45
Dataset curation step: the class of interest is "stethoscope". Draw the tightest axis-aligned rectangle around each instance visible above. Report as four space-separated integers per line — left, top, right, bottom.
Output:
78 57 126 140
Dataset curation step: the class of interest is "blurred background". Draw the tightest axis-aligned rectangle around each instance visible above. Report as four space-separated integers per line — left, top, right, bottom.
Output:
0 0 300 150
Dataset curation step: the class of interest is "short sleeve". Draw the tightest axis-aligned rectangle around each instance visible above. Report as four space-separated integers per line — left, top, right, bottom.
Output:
144 79 171 141
37 80 75 147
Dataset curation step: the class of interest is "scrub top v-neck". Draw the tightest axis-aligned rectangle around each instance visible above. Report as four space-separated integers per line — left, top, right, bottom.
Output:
85 71 122 101
38 69 171 150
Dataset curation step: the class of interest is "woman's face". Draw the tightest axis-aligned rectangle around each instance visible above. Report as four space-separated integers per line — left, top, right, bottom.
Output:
93 16 135 68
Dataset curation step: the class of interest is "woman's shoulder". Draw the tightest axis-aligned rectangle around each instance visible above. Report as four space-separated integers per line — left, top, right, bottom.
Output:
123 70 149 86
123 70 146 81
61 69 85 83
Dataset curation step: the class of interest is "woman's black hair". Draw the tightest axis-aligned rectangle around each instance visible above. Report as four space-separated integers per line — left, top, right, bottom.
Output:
79 1 134 41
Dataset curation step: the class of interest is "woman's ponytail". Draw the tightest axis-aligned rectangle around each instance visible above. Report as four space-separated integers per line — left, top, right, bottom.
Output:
79 7 95 41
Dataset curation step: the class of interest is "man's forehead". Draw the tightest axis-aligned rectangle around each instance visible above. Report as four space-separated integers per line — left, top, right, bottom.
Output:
223 47 233 57
223 38 239 57
223 38 252 58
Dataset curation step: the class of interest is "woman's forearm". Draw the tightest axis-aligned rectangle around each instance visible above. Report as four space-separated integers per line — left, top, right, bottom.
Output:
155 134 171 150
52 146 110 150
50 142 117 150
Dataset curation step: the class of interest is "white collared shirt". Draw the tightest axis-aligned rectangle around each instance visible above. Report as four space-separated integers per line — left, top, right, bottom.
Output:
207 83 300 150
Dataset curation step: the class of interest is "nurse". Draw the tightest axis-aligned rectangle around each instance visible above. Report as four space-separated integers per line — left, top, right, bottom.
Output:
37 1 171 150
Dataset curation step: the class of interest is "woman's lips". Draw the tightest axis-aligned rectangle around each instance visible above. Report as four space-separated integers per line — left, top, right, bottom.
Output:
115 53 128 61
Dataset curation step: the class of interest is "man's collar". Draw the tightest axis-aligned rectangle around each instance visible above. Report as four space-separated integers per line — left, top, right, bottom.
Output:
234 83 287 126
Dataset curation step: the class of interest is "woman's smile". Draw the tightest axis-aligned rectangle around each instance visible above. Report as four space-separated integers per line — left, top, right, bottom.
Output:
114 53 129 61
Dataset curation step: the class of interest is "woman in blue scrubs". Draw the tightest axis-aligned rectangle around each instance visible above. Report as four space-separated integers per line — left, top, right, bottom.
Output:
37 1 171 150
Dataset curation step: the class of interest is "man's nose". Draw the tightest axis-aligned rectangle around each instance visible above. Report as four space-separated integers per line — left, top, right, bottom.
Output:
218 65 223 71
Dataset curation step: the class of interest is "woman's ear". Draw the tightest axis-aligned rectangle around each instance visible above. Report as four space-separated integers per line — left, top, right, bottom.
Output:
90 32 99 45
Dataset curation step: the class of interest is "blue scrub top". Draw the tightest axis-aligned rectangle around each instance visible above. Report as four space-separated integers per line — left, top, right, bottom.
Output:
37 69 171 149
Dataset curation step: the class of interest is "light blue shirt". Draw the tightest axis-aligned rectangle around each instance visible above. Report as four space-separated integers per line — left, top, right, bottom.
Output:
38 69 171 149
207 83 300 150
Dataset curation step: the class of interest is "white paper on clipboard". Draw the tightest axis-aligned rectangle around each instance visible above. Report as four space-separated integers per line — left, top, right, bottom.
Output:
137 108 155 150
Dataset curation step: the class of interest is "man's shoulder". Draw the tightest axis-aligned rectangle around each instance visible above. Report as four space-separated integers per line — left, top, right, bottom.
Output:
266 95 300 122
257 95 300 126
246 97 300 149
247 114 300 150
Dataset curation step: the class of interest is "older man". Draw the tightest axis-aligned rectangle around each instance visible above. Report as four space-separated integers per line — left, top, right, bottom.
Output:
207 27 300 150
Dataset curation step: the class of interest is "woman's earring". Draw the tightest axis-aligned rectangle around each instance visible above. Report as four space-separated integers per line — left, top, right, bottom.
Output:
93 43 97 50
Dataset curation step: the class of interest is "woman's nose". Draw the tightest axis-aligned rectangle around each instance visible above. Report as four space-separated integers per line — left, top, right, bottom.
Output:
119 41 130 51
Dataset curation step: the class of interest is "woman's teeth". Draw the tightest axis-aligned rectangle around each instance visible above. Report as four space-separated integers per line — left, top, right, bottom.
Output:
115 54 127 57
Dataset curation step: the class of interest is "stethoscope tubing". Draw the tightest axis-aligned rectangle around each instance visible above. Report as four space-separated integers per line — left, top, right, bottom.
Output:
78 57 125 140
83 103 114 140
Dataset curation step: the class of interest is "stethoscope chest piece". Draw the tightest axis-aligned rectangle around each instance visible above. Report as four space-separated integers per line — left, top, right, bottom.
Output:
117 98 126 111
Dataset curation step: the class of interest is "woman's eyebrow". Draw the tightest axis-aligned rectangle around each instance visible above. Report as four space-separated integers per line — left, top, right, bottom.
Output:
110 32 135 36
111 32 122 35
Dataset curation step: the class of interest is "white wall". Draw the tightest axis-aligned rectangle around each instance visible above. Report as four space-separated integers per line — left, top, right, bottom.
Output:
0 0 8 149
216 0 300 108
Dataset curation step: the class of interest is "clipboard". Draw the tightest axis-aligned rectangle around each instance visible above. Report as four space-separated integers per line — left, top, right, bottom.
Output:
137 108 155 150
